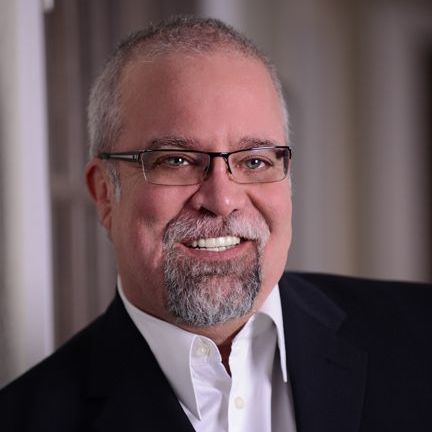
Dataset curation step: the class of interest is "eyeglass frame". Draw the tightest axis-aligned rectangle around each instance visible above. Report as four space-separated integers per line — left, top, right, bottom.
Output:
98 145 292 186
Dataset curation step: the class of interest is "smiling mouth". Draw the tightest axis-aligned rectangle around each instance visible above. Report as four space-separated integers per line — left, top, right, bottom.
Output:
187 236 242 252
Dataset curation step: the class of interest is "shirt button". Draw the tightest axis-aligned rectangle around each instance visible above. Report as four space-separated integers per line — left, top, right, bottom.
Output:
195 340 211 357
234 396 245 409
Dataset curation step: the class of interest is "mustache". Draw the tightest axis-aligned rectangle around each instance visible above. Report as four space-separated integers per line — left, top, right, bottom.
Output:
163 212 270 247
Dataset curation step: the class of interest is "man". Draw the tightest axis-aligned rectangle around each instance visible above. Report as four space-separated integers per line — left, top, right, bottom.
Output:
1 15 431 432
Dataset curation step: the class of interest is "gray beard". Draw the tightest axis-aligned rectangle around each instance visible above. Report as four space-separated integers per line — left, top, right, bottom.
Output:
162 213 269 327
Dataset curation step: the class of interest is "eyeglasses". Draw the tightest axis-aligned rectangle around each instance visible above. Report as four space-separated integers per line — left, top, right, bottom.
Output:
98 146 292 186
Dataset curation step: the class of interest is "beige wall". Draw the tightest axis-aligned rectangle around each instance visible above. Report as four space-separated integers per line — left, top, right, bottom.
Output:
200 0 432 281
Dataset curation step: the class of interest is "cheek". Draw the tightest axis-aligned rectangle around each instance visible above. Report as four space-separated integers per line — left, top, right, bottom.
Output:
255 183 292 239
255 185 292 283
116 187 194 265
266 202 292 260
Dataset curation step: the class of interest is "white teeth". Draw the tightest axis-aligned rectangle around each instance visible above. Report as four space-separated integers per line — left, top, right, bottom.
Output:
208 238 217 247
190 236 241 250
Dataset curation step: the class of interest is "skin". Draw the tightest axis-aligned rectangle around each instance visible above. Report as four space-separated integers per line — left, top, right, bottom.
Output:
86 51 292 359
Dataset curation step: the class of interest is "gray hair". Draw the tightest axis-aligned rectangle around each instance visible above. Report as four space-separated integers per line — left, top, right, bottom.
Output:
87 15 289 159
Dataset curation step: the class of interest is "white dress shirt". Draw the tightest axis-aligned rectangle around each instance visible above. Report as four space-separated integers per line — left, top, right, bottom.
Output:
118 280 297 432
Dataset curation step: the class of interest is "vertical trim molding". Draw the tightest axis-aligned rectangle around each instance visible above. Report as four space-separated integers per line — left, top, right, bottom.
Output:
0 0 53 385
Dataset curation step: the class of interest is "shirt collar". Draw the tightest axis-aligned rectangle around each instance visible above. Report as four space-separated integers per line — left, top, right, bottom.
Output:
117 278 201 418
256 284 288 382
117 277 288 418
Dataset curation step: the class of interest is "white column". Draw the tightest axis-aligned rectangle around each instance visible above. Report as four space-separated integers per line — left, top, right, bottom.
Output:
0 0 53 385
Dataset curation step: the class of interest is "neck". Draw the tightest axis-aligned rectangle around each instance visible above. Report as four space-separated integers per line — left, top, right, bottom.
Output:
218 339 233 375
179 313 250 344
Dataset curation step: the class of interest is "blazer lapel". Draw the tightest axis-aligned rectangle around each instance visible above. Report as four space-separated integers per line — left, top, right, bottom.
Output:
85 295 196 432
280 273 367 432
92 373 195 432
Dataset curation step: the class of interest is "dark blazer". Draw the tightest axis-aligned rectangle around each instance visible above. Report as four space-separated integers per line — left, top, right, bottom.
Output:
1 273 431 431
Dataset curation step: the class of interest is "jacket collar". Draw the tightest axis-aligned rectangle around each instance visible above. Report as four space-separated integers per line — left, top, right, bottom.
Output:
86 295 196 432
279 273 367 432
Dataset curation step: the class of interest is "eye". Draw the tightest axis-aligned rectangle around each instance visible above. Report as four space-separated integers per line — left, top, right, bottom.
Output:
162 155 191 167
245 158 263 169
152 153 199 169
242 157 272 170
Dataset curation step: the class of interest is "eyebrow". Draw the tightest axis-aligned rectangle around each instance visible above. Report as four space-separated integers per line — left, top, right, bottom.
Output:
145 136 282 151
147 137 198 150
238 137 282 149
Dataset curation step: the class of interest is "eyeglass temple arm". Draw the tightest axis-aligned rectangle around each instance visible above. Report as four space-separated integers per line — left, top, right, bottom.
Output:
98 153 140 162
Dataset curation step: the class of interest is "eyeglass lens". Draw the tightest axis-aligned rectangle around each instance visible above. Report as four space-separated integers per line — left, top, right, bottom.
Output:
140 147 290 186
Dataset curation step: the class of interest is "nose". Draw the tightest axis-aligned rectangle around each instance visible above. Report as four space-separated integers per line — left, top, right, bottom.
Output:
188 157 246 217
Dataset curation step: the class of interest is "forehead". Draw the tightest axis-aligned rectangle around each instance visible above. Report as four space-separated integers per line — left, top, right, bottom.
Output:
117 51 285 151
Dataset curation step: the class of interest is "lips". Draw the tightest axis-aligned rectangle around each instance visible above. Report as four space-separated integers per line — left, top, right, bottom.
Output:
187 236 241 252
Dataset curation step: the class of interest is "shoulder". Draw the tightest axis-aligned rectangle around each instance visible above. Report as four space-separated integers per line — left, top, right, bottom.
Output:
279 271 432 345
0 313 102 397
0 311 108 429
280 270 431 293
0 295 169 429
280 271 432 316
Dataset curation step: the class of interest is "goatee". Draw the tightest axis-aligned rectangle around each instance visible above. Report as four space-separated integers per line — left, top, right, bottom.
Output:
163 212 269 327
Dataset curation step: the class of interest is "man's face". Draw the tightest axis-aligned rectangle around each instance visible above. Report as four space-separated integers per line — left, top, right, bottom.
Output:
88 51 292 329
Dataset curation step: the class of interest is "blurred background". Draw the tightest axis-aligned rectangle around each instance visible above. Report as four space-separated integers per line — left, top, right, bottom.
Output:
0 0 431 386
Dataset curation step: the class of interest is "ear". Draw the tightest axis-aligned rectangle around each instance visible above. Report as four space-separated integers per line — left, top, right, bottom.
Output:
85 159 115 233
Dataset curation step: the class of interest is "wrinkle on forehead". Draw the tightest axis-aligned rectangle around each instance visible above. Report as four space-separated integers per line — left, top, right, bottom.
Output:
116 51 286 154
